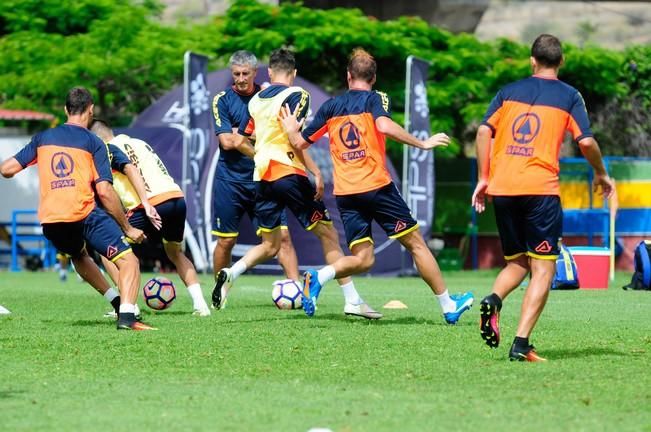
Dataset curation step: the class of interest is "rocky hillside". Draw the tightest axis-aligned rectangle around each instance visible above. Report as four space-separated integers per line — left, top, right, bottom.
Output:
475 1 651 49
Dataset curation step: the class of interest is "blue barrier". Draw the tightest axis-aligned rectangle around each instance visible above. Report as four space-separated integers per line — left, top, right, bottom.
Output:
10 209 56 272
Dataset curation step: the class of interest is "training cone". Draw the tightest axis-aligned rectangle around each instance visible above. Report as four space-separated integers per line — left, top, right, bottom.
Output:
383 300 408 309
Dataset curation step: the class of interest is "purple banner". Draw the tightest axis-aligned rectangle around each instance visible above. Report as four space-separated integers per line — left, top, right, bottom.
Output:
404 56 434 237
182 52 212 269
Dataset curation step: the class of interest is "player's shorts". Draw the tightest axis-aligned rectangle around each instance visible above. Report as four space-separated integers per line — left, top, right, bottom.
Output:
493 195 562 261
335 182 418 249
211 178 289 237
42 206 132 262
128 197 186 243
255 174 331 234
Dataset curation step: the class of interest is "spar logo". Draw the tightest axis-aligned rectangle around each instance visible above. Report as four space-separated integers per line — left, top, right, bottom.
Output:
339 121 366 161
506 113 541 157
511 113 541 144
339 121 361 149
50 152 76 189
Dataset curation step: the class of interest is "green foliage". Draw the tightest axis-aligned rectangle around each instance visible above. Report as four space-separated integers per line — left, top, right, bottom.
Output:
214 1 650 158
0 0 649 155
0 0 218 125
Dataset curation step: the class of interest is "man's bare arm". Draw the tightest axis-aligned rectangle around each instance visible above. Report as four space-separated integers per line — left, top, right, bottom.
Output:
0 158 24 178
375 117 450 150
123 164 162 230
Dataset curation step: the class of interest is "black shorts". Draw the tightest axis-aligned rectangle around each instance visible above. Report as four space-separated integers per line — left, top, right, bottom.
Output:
336 182 418 249
42 206 132 262
128 197 186 243
493 195 562 261
211 178 289 237
255 174 331 234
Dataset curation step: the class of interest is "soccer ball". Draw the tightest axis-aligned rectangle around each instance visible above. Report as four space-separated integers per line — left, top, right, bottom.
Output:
271 279 303 310
143 277 176 310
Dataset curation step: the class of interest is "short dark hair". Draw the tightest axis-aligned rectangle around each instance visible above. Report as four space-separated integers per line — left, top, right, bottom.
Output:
531 34 563 68
269 48 296 75
89 119 112 136
65 87 94 115
347 48 376 83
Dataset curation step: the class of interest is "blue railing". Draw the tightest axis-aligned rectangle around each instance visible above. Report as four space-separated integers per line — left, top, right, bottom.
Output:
9 209 56 272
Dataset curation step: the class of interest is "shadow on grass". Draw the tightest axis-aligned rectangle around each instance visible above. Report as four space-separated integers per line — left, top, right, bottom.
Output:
71 320 114 327
0 389 25 399
215 312 470 327
542 347 628 360
142 310 192 316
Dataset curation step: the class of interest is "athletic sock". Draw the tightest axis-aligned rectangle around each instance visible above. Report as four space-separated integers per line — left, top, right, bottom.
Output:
187 283 207 308
117 312 136 327
104 288 120 312
487 293 503 310
513 336 530 351
103 288 119 303
435 290 457 313
119 303 136 315
317 265 336 286
118 304 136 327
339 280 362 305
230 259 247 280
110 297 121 313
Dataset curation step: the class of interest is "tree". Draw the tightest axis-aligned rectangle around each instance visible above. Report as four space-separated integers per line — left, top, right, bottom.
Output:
0 0 221 125
1 0 649 157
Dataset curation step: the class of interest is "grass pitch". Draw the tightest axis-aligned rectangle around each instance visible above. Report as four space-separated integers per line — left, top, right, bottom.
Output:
1 270 650 431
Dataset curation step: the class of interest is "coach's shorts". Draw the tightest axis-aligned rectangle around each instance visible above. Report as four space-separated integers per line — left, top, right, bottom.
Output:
211 179 289 237
335 182 418 249
255 174 331 234
128 197 186 243
493 195 562 261
42 206 132 262
211 179 256 237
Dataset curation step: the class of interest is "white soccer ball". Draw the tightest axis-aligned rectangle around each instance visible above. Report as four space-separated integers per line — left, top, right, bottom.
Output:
271 279 303 310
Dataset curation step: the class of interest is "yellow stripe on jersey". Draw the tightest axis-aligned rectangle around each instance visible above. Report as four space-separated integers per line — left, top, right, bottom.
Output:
376 91 389 112
212 91 226 128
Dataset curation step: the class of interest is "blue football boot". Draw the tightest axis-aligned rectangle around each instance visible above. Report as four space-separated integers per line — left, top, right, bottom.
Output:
443 292 474 324
301 269 322 317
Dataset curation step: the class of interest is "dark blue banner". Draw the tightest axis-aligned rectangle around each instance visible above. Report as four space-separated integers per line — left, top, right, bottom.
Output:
404 56 434 237
183 52 212 269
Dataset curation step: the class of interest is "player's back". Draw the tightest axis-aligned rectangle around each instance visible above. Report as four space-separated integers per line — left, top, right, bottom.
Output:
212 87 257 183
245 84 309 181
308 90 392 195
15 124 110 224
483 76 591 196
110 134 183 208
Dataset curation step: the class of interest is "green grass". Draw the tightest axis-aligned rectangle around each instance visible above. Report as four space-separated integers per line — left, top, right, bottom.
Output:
1 270 651 431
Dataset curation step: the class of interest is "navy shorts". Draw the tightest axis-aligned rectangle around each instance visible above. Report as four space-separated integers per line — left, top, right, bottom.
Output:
335 182 418 248
211 178 289 237
255 174 331 234
493 195 562 261
42 206 132 262
128 197 186 243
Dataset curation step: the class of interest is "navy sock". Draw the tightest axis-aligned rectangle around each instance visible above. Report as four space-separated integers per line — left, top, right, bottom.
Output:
513 336 529 350
486 293 503 310
111 296 121 314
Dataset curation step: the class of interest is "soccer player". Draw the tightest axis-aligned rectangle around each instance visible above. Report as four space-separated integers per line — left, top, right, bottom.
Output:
280 49 474 323
90 120 212 316
212 48 381 319
0 87 154 330
471 34 614 361
211 50 300 285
